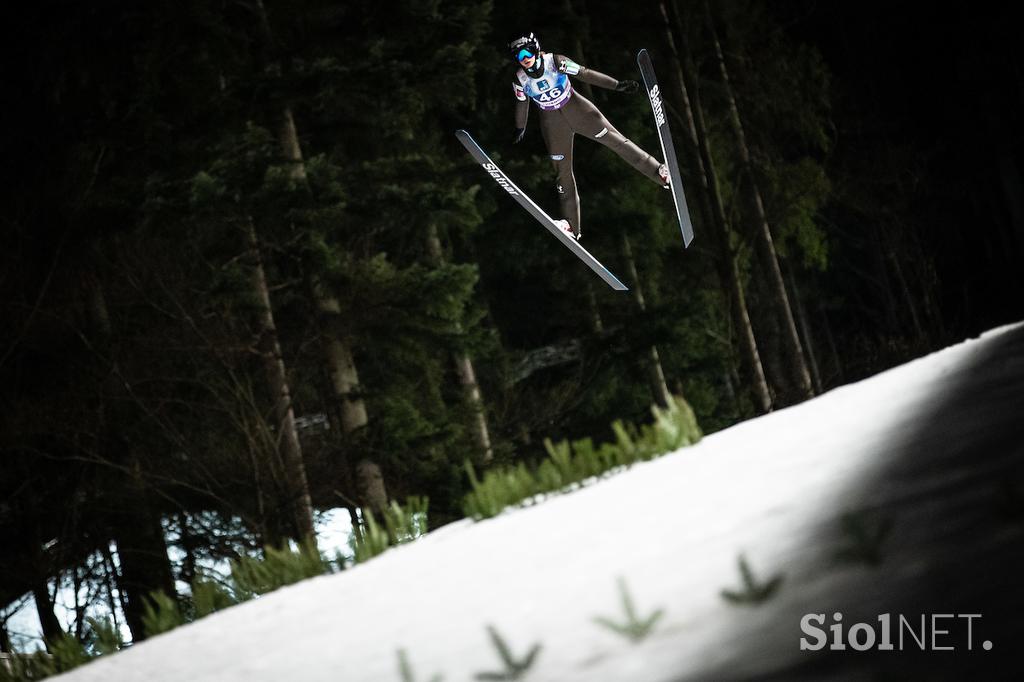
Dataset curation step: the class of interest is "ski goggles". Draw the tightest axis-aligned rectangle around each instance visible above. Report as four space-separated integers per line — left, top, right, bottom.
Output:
516 48 537 62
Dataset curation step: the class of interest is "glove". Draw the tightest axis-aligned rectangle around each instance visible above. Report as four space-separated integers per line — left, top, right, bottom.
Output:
615 79 639 94
513 128 526 144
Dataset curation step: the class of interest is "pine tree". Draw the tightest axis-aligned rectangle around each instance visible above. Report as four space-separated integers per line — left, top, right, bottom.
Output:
700 0 814 404
659 0 773 413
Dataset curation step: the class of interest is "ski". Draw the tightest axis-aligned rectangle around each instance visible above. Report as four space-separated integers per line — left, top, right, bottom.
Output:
455 129 629 291
637 48 695 248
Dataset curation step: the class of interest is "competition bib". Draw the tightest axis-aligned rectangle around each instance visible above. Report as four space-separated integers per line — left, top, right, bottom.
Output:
515 54 574 111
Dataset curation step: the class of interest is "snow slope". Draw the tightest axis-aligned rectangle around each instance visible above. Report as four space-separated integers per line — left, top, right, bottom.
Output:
58 322 1024 681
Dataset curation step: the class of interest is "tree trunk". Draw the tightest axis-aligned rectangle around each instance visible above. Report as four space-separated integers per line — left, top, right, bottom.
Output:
32 580 63 646
660 0 772 413
701 0 814 404
620 231 673 409
868 224 901 335
178 513 197 587
322 317 369 434
72 566 85 640
355 459 389 515
275 106 386 513
208 53 315 545
887 243 925 343
784 263 823 394
246 220 316 542
113 458 177 642
1 619 12 653
100 542 125 635
454 354 493 460
745 281 786 404
85 276 178 642
722 370 741 416
817 301 844 387
426 224 494 462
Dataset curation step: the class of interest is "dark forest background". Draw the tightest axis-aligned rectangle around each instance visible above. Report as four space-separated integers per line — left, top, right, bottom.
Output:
1 0 1021 655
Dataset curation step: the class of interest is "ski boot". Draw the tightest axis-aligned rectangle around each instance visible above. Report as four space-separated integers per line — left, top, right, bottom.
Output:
555 219 580 240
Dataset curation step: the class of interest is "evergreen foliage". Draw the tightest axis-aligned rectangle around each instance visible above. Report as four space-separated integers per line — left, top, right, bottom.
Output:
0 633 92 681
229 540 333 599
833 510 894 567
463 396 701 520
473 625 541 681
593 577 665 643
135 499 426 642
137 541 333 640
720 554 784 605
191 579 243 620
141 592 186 638
5 0 1018 666
352 510 393 566
397 648 445 682
352 497 430 563
85 617 124 656
0 651 58 681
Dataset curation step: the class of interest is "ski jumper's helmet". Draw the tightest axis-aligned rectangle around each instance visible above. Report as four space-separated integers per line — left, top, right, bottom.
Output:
509 32 544 78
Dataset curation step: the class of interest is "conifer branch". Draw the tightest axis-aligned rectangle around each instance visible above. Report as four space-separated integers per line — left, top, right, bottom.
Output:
833 510 893 566
397 648 444 682
593 576 665 642
720 554 783 605
473 625 541 681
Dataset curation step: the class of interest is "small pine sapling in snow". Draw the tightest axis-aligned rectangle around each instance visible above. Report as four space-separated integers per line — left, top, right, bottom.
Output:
350 496 430 563
833 510 894 567
462 462 540 520
86 616 123 655
230 539 330 597
383 496 430 544
141 590 186 637
462 396 702 521
191 577 241 617
720 554 783 605
352 509 391 564
650 396 702 451
462 460 504 519
47 633 91 671
397 648 444 682
0 633 92 680
0 650 59 681
593 576 665 643
473 625 541 681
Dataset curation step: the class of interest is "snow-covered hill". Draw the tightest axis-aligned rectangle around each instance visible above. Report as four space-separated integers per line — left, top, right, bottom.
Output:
58 323 1024 681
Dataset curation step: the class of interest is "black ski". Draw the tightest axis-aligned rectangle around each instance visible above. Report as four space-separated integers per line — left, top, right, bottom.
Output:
455 129 628 291
637 48 695 247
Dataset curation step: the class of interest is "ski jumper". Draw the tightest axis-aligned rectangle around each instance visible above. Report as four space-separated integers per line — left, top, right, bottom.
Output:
513 53 665 235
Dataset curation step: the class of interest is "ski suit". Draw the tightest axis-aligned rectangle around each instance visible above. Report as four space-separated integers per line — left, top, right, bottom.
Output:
513 53 664 236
